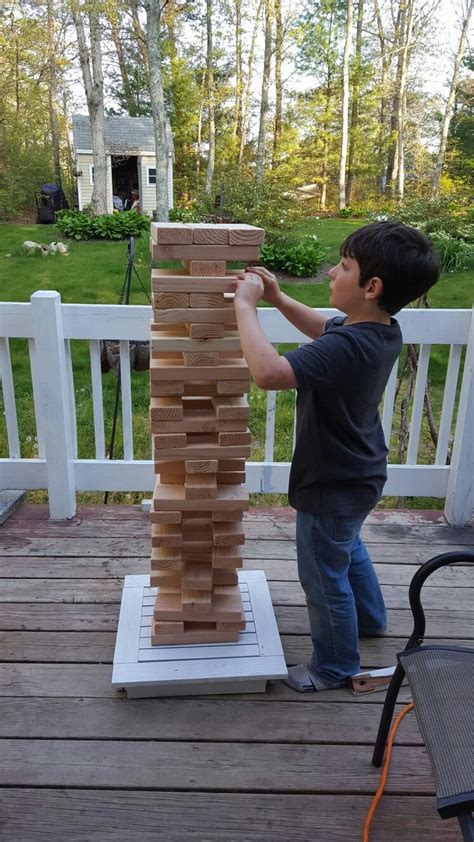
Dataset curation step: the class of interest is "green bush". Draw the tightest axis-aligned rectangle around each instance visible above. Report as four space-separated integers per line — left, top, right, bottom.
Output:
168 204 201 223
260 235 329 277
430 232 474 273
56 210 150 240
369 196 472 241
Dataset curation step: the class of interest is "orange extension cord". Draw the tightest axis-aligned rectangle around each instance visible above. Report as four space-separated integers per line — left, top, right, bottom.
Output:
362 702 415 841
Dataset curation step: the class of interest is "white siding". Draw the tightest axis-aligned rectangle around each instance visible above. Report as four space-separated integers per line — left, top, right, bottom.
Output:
140 154 157 216
77 153 94 210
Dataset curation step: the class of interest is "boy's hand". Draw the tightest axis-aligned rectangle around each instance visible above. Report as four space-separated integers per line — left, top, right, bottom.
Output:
234 271 265 308
237 265 282 307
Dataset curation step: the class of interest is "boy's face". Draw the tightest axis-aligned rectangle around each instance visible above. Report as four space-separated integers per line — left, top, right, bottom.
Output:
328 254 365 314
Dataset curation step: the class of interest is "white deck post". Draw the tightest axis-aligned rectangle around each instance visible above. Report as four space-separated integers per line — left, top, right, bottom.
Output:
31 291 76 518
444 307 474 526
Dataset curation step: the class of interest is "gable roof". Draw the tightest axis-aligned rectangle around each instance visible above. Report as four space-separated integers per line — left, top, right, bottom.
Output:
72 114 173 154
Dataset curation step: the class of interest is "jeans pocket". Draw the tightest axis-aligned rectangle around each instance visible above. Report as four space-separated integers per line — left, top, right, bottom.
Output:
333 516 358 543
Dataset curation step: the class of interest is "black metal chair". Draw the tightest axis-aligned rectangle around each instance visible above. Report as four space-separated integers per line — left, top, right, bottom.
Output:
372 550 474 842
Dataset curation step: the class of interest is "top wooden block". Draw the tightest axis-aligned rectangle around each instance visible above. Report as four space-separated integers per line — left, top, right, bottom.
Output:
151 222 265 247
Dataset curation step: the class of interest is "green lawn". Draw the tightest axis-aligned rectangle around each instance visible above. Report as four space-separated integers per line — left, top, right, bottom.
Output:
1 219 472 506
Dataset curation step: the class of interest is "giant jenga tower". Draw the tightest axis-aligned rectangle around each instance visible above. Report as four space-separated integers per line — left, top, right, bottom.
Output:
149 222 264 645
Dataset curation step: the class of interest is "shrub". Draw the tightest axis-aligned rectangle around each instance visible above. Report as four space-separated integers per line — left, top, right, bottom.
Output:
260 235 329 277
56 210 150 240
168 204 201 223
430 232 474 273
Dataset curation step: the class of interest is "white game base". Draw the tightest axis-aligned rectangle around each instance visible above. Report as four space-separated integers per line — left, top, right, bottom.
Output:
112 570 288 697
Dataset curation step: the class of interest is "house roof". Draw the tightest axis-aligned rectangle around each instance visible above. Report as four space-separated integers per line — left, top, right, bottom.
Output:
72 114 173 154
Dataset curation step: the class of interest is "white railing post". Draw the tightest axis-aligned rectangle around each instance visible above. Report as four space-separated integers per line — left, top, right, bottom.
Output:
444 307 474 527
31 291 76 518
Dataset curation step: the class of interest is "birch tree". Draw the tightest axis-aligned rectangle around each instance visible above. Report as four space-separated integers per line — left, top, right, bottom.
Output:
47 0 61 185
144 0 170 218
431 0 474 197
71 1 108 215
239 0 264 165
345 0 363 204
233 0 243 143
338 0 353 209
396 0 415 199
255 0 273 184
204 0 215 195
272 0 283 167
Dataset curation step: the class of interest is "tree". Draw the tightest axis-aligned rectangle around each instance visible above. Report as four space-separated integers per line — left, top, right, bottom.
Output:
239 0 264 165
338 0 352 209
204 0 215 195
144 0 170 218
395 0 415 199
71 1 108 215
255 0 273 184
345 0 363 205
431 0 474 197
272 0 282 167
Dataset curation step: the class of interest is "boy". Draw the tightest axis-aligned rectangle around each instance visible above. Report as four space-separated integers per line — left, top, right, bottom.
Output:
234 221 440 692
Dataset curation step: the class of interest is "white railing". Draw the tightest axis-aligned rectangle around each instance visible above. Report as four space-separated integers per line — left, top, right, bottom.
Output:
0 291 472 525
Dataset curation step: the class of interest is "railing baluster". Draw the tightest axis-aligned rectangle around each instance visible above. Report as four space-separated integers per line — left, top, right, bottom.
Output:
89 339 106 460
436 344 462 465
0 337 21 457
381 360 398 448
119 340 133 461
265 391 276 463
65 339 78 458
28 338 45 458
407 344 431 464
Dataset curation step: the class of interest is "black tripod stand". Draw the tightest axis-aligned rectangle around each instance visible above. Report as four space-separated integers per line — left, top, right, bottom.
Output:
104 237 151 504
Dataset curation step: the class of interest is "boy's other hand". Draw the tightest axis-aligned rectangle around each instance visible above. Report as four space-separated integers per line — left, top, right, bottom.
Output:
236 265 281 307
234 271 265 308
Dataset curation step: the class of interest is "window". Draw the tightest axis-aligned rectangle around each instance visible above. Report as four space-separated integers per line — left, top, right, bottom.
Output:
147 166 156 187
89 164 94 185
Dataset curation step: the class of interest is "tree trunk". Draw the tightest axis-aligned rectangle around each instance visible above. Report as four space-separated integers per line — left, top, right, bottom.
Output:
431 0 473 197
204 0 215 196
345 0 363 205
255 0 273 184
396 0 415 200
373 0 388 194
338 0 353 210
145 0 170 219
385 2 403 193
233 0 243 141
47 0 61 185
72 6 108 216
272 0 282 168
106 5 137 117
239 0 264 165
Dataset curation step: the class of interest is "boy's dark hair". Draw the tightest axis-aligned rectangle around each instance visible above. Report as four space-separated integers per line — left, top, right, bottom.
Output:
341 221 440 315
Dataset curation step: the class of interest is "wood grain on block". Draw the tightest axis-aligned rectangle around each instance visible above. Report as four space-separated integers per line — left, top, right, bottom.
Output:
185 459 218 474
216 471 246 484
153 292 190 309
213 546 243 568
211 510 243 521
219 458 246 470
182 562 213 591
150 380 185 397
218 430 251 446
185 473 217 500
182 589 213 615
188 323 225 340
183 351 219 368
151 620 240 645
183 260 227 277
153 307 235 325
190 224 229 245
154 432 187 449
151 330 241 353
150 397 184 423
227 224 265 245
151 242 260 261
152 268 237 293
150 570 182 588
211 396 249 420
150 546 182 570
216 620 246 631
153 436 251 460
152 621 185 634
189 293 226 308
154 590 244 623
213 570 239 585
150 510 182 524
152 412 248 435
151 222 193 244
151 523 183 548
217 379 249 395
159 466 185 484
152 479 249 511
212 521 245 546
150 357 249 381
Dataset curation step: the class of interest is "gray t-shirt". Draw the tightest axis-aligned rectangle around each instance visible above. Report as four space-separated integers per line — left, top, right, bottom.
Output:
283 316 403 514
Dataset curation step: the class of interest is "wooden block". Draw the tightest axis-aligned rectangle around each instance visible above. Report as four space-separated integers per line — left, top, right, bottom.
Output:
154 590 244 623
183 260 227 277
216 621 245 631
150 570 182 587
182 589 213 615
150 397 183 423
152 268 237 293
151 330 241 354
150 546 182 570
149 381 185 397
182 562 213 591
185 459 218 474
154 432 187 449
212 549 243 569
188 323 225 340
212 521 245 546
190 224 229 245
160 466 185 484
185 472 217 499
227 224 265 245
150 510 182 524
213 571 239 586
150 357 249 381
211 396 248 420
152 410 248 435
152 620 185 634
153 307 235 325
217 471 246 484
217 380 249 395
219 459 246 471
152 242 260 261
151 620 240 645
153 292 190 309
211 510 243 522
189 293 225 308
152 480 249 511
218 430 251 446
183 351 219 367
153 435 251 460
151 523 183 547
151 222 193 244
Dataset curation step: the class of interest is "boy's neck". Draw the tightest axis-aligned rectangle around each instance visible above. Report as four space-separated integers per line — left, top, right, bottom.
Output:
344 304 391 326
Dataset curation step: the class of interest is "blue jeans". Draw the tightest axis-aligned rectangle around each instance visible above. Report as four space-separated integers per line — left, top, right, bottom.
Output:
296 510 386 685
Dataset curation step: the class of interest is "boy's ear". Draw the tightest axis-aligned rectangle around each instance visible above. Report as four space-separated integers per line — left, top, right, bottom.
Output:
364 276 384 300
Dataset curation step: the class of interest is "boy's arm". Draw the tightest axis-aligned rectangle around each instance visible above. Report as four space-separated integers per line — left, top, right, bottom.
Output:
243 266 327 339
234 274 297 391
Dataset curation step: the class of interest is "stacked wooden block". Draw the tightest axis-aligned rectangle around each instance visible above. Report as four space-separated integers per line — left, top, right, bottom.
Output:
149 221 264 645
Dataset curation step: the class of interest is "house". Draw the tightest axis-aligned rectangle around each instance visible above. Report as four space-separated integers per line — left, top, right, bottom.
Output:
71 114 174 215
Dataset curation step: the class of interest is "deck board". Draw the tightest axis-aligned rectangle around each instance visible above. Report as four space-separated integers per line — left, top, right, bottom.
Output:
0 504 472 841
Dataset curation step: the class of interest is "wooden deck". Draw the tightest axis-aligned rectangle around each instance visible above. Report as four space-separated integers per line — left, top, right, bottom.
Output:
0 504 472 841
